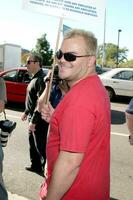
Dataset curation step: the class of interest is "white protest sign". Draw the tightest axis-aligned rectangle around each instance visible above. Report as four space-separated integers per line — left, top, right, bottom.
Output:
22 0 106 22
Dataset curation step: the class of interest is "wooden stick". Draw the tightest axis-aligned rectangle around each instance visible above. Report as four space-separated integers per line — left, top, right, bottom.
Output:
37 17 63 111
45 16 63 104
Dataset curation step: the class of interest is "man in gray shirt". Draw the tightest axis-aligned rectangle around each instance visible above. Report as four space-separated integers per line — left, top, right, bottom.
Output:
0 77 8 200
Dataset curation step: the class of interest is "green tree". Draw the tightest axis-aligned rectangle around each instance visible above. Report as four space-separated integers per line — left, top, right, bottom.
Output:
97 43 128 67
121 59 133 67
21 49 30 65
32 33 53 66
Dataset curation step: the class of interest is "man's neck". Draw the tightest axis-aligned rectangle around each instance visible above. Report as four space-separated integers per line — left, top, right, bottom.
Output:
32 68 40 76
68 71 96 88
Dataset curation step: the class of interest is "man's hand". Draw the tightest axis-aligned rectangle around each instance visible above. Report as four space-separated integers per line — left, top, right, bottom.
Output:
28 122 36 133
41 103 54 123
21 113 27 121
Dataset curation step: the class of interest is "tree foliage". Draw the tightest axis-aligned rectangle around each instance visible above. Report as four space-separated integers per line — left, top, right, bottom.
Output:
32 33 53 66
21 48 30 65
21 52 30 65
120 59 133 67
97 43 128 67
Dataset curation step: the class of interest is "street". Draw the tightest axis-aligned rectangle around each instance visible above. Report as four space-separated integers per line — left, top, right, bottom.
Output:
2 97 133 200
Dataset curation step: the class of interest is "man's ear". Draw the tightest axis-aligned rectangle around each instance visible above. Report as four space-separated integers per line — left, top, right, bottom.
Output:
88 56 96 67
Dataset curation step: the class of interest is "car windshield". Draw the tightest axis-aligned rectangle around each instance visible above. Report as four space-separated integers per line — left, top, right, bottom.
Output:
3 71 17 82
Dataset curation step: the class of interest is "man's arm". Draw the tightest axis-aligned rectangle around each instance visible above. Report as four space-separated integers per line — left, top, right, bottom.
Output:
46 151 84 200
125 112 133 145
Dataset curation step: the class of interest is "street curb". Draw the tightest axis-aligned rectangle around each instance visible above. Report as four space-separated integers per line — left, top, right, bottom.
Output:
8 191 31 200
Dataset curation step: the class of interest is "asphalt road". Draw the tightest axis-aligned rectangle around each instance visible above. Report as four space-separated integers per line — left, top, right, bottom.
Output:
2 97 133 200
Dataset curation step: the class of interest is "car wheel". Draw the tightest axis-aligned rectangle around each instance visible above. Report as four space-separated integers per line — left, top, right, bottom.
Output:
106 87 115 101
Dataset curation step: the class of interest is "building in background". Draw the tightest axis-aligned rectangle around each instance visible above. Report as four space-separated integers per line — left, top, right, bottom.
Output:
0 43 21 71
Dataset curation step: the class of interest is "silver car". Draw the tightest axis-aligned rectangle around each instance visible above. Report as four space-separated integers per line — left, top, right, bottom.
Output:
99 68 133 100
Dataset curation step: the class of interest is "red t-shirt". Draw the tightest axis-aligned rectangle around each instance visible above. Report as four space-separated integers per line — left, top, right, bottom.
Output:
46 75 110 200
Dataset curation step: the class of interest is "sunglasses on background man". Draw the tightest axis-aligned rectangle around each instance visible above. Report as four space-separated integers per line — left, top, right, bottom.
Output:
26 60 37 65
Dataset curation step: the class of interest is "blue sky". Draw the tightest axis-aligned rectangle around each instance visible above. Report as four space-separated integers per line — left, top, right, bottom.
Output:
0 0 132 59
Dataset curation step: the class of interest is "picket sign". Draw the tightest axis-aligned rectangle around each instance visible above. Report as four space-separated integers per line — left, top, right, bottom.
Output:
22 0 106 23
22 0 106 103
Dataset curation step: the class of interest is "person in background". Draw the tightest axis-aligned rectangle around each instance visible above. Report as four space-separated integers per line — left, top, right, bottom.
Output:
125 98 133 145
21 53 48 175
50 66 69 108
37 66 69 112
0 77 8 200
40 29 111 200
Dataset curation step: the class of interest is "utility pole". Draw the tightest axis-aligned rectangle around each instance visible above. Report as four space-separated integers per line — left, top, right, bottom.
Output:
102 8 106 68
116 29 122 67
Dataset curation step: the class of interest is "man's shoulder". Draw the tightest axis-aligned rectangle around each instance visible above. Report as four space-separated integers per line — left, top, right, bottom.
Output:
29 72 44 88
33 70 46 93
37 69 46 80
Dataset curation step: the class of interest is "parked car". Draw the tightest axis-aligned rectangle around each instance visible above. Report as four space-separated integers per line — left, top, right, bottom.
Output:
99 68 133 100
96 65 110 75
0 67 48 103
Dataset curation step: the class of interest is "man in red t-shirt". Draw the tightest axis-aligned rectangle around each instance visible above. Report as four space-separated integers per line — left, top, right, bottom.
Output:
40 29 110 200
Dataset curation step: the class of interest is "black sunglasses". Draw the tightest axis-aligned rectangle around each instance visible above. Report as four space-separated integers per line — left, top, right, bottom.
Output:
26 60 37 65
56 50 90 62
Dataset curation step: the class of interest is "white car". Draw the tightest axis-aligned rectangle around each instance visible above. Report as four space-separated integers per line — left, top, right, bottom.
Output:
99 68 133 100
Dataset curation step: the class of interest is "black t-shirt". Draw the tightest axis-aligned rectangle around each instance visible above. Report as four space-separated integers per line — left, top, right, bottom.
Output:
25 69 46 116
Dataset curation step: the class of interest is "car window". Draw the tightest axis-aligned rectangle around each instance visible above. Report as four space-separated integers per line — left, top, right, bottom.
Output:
2 71 17 82
17 70 31 83
96 65 103 74
112 71 133 81
22 72 31 83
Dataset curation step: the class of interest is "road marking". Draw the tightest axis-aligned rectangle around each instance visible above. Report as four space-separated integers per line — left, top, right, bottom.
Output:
6 114 21 119
111 132 128 137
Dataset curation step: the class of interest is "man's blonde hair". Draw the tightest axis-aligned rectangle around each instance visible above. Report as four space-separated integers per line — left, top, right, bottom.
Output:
64 29 97 56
